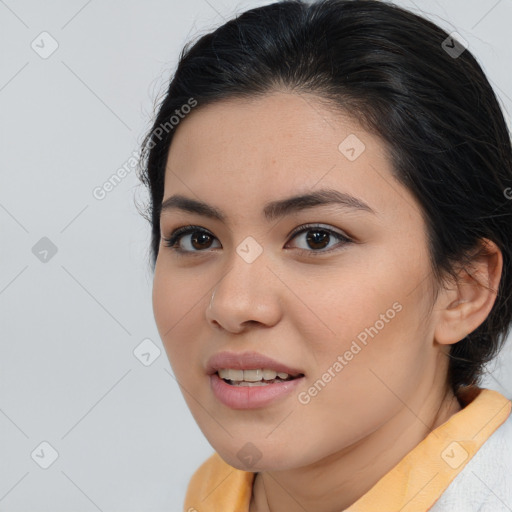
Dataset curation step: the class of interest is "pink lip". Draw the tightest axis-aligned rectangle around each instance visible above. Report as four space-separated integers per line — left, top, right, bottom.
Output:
206 351 305 410
210 373 305 409
206 350 304 377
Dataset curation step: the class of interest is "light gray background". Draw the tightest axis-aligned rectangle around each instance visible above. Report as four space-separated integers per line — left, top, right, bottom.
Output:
1 0 511 511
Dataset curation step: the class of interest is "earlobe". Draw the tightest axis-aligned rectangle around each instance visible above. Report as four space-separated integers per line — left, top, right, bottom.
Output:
434 238 503 346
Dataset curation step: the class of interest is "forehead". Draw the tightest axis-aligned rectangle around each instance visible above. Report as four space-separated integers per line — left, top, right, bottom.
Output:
164 91 418 223
167 92 372 167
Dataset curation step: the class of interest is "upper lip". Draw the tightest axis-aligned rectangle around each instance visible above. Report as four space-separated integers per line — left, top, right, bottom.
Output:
206 351 305 377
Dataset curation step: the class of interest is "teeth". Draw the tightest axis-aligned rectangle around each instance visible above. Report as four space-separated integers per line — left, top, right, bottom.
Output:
232 381 271 387
218 368 291 382
263 369 277 380
243 369 264 382
222 369 244 381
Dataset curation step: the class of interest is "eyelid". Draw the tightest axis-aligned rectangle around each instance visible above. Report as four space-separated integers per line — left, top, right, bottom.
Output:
287 223 351 242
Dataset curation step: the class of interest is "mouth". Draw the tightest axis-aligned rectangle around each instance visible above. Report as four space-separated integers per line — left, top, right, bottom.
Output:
210 371 305 409
206 351 306 408
216 368 305 387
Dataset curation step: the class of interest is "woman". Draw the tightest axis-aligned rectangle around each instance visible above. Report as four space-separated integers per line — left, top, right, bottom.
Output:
137 0 512 510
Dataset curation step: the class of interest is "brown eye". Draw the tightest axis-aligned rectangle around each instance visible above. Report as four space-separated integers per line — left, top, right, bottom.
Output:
190 231 214 250
305 229 330 250
287 224 352 256
162 226 221 253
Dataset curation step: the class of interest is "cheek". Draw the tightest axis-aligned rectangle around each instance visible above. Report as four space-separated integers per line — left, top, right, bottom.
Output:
291 313 426 461
152 263 205 373
152 259 207 333
152 264 178 338
296 261 430 409
291 262 399 359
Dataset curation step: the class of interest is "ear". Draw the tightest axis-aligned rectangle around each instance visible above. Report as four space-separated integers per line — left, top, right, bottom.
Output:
434 238 503 346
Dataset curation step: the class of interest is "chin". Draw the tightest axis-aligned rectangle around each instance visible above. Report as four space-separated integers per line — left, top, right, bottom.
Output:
215 444 301 472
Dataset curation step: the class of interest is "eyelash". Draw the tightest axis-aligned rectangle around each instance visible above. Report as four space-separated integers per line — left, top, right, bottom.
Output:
161 223 352 257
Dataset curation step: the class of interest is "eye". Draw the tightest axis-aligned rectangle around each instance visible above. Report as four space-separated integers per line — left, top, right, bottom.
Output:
162 225 220 254
161 223 352 256
285 223 352 256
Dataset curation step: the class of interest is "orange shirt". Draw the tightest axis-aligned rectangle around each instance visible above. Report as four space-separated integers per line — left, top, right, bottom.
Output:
183 386 511 511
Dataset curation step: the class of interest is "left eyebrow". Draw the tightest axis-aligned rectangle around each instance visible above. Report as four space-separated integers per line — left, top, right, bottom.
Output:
159 188 376 222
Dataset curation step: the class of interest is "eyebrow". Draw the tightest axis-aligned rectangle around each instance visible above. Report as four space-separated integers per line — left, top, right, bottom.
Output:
159 188 376 223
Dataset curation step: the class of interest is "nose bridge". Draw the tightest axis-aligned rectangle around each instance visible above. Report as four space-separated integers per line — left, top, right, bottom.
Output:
207 235 281 330
220 234 270 298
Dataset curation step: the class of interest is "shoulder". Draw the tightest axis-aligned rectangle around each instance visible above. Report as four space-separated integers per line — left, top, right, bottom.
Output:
430 411 512 512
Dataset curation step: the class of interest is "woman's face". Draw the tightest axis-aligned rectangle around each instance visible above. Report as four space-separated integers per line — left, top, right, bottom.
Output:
152 91 447 470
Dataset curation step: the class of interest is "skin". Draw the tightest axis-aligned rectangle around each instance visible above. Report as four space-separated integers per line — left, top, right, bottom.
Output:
152 91 502 512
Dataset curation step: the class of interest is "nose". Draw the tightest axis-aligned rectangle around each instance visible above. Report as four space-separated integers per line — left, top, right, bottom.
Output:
205 249 283 333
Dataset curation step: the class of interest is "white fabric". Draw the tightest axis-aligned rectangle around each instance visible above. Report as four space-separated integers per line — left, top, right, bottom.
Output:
429 412 512 511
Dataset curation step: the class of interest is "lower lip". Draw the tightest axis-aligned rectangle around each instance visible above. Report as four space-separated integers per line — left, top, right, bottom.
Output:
210 373 305 409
